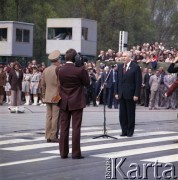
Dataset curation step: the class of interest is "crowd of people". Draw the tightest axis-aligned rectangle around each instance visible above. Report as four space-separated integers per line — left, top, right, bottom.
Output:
98 42 178 66
0 60 46 106
0 41 177 110
0 44 178 159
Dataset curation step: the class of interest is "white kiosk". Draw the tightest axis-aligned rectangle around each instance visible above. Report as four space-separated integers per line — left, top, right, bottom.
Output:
46 18 97 57
0 21 34 57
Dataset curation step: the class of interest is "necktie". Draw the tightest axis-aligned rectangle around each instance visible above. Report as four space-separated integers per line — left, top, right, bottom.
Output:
123 64 127 74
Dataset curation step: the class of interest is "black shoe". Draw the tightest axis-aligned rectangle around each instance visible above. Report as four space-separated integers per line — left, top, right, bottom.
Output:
120 133 127 137
61 156 68 159
72 156 85 159
47 139 59 143
127 134 133 137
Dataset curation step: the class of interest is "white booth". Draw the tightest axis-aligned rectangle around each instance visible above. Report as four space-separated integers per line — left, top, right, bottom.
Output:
46 18 97 57
0 21 34 57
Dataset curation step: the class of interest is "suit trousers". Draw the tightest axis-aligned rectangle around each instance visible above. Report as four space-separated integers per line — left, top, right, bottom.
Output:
59 108 83 158
11 87 21 106
45 103 60 140
149 90 159 108
144 88 150 107
119 98 136 136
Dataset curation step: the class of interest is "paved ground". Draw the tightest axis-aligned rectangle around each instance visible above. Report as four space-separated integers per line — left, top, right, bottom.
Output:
0 104 178 180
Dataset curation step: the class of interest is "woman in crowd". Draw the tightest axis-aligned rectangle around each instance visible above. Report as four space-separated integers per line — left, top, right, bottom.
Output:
22 68 32 105
30 66 40 105
4 66 11 104
0 65 6 105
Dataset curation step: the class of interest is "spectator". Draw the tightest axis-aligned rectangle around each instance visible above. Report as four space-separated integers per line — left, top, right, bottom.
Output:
9 62 23 107
0 65 6 105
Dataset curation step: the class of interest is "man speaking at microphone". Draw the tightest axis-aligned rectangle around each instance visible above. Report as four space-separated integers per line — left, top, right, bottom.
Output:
57 48 90 159
115 51 142 137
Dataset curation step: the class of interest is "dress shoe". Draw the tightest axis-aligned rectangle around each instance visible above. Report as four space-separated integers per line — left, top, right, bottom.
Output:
127 134 133 137
47 138 59 143
72 156 85 159
61 156 68 159
47 139 51 143
120 133 127 137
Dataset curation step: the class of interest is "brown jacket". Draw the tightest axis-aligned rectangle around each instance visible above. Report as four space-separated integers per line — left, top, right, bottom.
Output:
0 71 6 86
57 63 90 111
9 69 23 91
41 64 60 103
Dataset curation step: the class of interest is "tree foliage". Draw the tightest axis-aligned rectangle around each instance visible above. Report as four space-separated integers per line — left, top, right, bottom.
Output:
0 0 178 60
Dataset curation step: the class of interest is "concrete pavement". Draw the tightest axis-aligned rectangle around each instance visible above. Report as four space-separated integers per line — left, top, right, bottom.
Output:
0 104 177 133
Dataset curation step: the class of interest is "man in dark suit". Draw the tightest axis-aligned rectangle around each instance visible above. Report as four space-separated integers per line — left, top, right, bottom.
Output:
101 66 116 108
86 68 97 106
143 68 152 107
115 52 142 137
57 48 90 159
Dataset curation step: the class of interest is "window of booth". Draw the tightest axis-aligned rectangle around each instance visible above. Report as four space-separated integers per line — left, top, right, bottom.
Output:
16 29 30 42
48 28 72 40
0 28 7 41
82 27 88 40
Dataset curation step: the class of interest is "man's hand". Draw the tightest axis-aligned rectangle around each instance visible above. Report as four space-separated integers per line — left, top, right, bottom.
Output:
133 96 138 101
115 94 119 100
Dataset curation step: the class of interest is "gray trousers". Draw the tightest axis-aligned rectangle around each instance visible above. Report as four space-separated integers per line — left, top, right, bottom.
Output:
165 91 176 109
149 90 159 108
45 103 60 140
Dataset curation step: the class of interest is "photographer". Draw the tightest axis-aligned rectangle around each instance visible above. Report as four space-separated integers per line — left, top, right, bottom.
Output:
57 48 90 159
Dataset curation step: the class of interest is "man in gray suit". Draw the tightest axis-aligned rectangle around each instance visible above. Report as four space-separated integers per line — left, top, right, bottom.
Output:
41 50 61 143
149 70 161 110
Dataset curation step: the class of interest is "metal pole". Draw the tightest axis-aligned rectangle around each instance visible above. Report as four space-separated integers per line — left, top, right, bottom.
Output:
15 0 19 21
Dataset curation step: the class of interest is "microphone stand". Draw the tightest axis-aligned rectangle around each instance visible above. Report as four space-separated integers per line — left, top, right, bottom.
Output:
93 69 117 139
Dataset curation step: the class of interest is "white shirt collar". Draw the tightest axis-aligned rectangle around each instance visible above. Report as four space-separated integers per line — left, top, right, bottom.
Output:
125 61 131 70
66 61 73 64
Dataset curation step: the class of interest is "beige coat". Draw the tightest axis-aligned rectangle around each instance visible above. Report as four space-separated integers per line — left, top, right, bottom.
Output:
41 64 60 103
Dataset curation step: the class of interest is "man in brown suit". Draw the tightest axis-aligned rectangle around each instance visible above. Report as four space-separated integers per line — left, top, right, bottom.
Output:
9 62 23 107
41 50 61 143
57 48 90 159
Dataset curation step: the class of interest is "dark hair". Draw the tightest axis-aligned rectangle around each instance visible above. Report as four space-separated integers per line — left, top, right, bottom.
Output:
13 62 21 68
65 48 77 62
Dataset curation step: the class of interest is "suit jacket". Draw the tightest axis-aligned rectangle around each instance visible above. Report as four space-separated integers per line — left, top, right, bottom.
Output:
58 63 90 111
144 73 152 89
149 75 161 91
101 69 114 88
115 61 142 99
41 64 60 103
9 69 23 91
89 73 96 89
164 74 177 90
